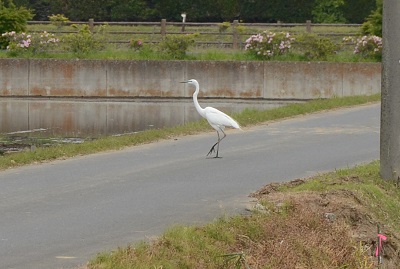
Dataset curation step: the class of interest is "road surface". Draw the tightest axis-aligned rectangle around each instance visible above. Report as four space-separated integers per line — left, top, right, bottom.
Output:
0 103 380 269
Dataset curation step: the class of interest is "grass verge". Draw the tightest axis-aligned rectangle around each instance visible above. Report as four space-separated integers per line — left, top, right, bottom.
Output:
0 94 380 171
87 161 400 269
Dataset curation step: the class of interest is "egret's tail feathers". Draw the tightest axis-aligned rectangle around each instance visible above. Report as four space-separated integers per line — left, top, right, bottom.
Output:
232 121 241 130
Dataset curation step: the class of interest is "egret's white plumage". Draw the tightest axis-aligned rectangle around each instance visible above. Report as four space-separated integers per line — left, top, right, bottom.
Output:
181 79 241 158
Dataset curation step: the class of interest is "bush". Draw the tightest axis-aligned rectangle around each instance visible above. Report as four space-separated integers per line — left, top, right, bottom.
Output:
48 14 70 30
343 35 382 60
218 22 230 33
63 24 107 55
296 33 338 60
129 38 143 51
244 31 294 60
158 34 197 59
0 1 34 49
1 31 59 57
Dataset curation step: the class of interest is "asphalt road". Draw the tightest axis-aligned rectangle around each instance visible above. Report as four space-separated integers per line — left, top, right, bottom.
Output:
0 103 380 269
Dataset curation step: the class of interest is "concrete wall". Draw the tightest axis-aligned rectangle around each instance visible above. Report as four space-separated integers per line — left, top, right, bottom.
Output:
0 59 381 99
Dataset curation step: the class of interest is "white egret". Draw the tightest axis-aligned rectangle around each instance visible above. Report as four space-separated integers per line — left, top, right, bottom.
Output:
181 79 241 158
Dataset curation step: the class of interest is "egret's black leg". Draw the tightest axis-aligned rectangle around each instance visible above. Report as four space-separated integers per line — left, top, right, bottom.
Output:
206 129 226 158
207 143 217 156
207 131 220 157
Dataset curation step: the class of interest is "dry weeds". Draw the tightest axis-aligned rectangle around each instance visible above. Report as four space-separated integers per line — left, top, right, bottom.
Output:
250 177 400 269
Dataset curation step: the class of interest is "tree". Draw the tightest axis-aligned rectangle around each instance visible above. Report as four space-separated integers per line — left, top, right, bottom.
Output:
362 0 382 36
239 0 277 22
275 0 315 23
68 0 113 21
155 0 213 22
216 0 240 21
13 0 69 21
312 0 346 23
110 0 148 21
155 0 184 21
341 0 375 24
6 0 382 23
28 0 52 20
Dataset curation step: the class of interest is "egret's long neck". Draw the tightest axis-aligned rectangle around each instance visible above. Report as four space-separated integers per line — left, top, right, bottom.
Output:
192 82 206 118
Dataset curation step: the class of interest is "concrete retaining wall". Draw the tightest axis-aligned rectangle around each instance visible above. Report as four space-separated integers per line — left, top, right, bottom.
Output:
0 59 381 99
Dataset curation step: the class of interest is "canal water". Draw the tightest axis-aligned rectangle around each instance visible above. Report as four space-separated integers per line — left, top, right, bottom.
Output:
0 98 293 138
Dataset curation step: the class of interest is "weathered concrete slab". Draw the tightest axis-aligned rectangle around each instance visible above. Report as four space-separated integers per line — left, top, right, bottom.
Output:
0 59 381 99
107 60 186 97
264 62 343 99
185 61 264 98
342 63 381 96
0 59 29 96
28 59 107 96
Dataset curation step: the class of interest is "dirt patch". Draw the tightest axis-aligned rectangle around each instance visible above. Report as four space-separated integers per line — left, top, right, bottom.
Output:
0 142 31 154
250 177 400 269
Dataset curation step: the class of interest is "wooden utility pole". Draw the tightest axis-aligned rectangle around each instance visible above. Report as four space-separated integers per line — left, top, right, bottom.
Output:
380 0 400 179
232 20 239 50
88 19 94 33
160 19 166 38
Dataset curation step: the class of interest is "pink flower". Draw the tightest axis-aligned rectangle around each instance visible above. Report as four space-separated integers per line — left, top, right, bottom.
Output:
22 40 30 47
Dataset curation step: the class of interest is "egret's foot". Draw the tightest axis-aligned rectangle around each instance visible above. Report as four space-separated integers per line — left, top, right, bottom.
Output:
206 155 222 159
206 146 216 156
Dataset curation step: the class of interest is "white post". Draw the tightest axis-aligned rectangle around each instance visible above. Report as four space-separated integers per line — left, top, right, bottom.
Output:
181 13 186 33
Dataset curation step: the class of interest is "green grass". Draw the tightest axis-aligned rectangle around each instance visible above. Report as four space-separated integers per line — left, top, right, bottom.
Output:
0 23 373 62
87 160 400 269
234 94 380 125
0 45 375 62
0 94 380 171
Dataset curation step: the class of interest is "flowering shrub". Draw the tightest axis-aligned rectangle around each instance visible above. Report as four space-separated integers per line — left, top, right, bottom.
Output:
1 31 59 56
129 39 143 50
343 35 382 59
245 31 294 59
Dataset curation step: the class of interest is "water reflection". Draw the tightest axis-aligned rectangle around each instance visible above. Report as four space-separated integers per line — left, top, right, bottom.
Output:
0 98 292 137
